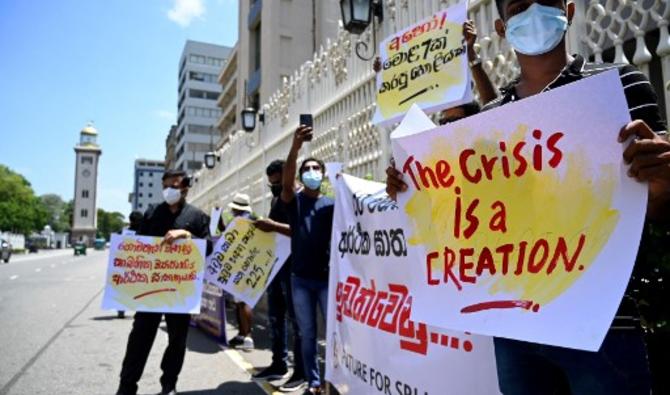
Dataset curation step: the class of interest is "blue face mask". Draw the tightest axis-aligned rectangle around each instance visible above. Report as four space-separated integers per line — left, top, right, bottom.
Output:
505 3 568 56
301 170 323 191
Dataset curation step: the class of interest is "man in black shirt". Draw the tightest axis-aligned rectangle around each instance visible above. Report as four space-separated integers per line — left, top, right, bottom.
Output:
116 170 210 395
386 1 669 393
252 160 307 391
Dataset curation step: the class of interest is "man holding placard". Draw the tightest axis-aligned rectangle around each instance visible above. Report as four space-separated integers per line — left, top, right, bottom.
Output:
116 169 210 395
386 0 668 393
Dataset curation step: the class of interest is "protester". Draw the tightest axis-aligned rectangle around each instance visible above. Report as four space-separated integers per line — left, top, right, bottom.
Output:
280 126 334 394
116 170 210 395
226 193 258 351
252 159 308 392
386 1 669 393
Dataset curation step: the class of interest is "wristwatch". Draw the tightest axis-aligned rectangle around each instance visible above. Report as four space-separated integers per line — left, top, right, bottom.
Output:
469 57 482 68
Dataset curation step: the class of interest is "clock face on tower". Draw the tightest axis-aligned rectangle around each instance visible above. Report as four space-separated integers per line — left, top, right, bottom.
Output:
82 169 91 178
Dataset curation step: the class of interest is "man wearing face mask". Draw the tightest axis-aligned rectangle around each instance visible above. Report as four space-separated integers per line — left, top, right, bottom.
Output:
485 1 667 394
252 160 307 391
116 169 210 395
279 126 334 395
384 1 669 393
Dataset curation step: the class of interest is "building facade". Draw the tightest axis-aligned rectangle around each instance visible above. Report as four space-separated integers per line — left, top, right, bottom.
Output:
175 40 232 171
215 0 340 145
71 123 102 246
129 159 165 213
190 0 670 217
164 124 178 170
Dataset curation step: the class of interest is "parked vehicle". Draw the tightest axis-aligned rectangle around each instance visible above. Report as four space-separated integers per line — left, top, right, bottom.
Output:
94 238 106 250
25 240 39 253
73 242 87 256
0 239 11 263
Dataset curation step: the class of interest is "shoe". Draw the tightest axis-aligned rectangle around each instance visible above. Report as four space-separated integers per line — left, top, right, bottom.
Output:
278 374 307 392
117 310 125 319
236 336 254 350
157 390 177 395
302 387 321 394
253 364 290 380
228 335 244 347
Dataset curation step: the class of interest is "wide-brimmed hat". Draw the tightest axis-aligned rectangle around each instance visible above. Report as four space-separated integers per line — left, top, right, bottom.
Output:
228 193 252 212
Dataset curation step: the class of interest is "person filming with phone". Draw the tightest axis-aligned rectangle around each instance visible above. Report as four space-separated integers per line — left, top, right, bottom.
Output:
279 117 334 395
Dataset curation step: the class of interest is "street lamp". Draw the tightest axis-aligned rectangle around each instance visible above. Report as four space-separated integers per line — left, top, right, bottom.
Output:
340 0 383 61
204 152 217 169
340 0 383 35
241 107 256 132
241 107 265 132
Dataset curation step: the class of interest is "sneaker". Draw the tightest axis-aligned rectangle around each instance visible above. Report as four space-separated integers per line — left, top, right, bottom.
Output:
228 335 244 347
236 336 254 350
253 364 290 381
302 387 321 394
278 375 307 392
157 390 177 395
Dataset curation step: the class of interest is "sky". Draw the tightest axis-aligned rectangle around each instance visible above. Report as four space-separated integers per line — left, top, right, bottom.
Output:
0 0 238 218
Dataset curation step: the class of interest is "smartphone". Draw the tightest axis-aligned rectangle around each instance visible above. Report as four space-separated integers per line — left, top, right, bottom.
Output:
299 114 313 141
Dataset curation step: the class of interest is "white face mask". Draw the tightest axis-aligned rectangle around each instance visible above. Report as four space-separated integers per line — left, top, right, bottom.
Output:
162 187 182 205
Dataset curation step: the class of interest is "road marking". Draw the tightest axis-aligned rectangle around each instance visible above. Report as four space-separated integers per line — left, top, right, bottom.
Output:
223 349 282 395
9 275 18 280
35 268 42 273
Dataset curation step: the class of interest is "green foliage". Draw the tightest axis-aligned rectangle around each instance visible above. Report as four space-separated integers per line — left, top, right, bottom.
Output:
40 194 71 233
0 165 48 234
96 209 125 241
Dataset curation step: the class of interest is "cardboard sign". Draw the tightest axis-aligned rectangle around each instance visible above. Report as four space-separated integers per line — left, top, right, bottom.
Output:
102 234 207 313
210 207 223 237
205 217 290 307
391 70 647 351
372 1 472 126
325 173 501 395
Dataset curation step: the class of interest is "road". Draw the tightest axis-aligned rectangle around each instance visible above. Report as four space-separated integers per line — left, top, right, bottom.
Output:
0 250 267 395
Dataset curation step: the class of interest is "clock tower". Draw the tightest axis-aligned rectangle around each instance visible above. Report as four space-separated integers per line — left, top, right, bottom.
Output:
71 123 102 246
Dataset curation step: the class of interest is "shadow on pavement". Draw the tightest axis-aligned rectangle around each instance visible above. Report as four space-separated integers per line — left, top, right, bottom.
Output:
91 315 124 321
177 381 265 394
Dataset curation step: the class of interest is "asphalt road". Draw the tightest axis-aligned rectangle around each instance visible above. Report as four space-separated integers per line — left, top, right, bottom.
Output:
0 250 266 395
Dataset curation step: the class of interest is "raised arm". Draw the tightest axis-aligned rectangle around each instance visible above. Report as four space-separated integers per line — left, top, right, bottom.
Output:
281 125 313 203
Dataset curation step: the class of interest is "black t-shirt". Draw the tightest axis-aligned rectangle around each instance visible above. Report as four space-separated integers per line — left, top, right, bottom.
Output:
269 197 292 280
140 202 210 240
281 193 335 281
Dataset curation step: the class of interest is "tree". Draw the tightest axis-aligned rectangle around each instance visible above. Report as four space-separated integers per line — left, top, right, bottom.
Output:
0 165 48 234
40 194 70 233
96 209 125 241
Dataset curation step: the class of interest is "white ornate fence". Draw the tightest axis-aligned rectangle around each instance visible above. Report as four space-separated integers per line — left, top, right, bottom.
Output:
189 0 670 215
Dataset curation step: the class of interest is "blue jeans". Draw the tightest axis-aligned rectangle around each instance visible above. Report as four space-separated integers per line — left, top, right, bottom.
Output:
495 327 651 394
267 266 303 376
291 275 328 388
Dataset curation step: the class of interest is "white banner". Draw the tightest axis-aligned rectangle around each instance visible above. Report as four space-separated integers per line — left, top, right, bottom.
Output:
325 173 501 395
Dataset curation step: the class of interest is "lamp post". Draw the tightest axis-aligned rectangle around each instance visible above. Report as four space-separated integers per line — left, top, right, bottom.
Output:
204 125 218 169
340 0 383 60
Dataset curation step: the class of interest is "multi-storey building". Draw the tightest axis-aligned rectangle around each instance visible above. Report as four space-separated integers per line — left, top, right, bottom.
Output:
215 0 340 145
165 124 178 170
175 40 232 171
129 159 165 213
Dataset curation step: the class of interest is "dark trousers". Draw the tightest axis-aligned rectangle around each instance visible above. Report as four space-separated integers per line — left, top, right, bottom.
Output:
267 267 304 376
494 326 651 395
117 312 191 395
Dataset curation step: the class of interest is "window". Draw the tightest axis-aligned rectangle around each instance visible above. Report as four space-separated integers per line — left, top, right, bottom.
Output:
139 171 144 176
139 203 143 208
81 209 88 218
189 71 217 83
189 54 206 64
82 190 89 198
139 193 143 197
139 183 143 187
148 193 153 198
149 172 153 177
81 156 93 164
148 183 153 187
251 24 262 72
188 89 220 100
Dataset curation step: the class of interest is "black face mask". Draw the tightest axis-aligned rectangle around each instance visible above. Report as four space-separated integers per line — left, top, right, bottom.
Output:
270 184 282 197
